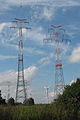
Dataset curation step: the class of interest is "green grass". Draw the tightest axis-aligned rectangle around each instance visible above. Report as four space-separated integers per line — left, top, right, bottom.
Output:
0 105 54 120
0 104 80 120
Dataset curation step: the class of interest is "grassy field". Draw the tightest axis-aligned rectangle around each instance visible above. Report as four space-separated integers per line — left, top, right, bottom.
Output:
0 104 55 120
0 79 80 120
0 104 80 120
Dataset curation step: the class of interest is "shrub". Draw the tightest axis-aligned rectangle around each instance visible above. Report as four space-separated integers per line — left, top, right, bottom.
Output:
8 97 15 105
23 98 34 106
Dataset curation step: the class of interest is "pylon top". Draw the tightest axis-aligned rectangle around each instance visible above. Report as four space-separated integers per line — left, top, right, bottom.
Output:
44 25 70 44
12 18 29 24
51 25 62 28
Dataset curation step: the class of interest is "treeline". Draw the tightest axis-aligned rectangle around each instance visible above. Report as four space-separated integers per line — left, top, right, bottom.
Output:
0 90 34 106
52 78 80 120
0 78 80 120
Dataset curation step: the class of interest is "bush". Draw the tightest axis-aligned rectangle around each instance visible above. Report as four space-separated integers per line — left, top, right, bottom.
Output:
0 98 6 105
0 90 6 105
8 97 15 105
23 98 34 106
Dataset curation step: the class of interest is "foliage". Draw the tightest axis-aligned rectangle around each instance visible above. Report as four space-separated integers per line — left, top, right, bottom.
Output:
0 90 6 105
23 98 34 106
0 98 6 105
0 78 80 120
54 78 80 120
7 97 15 105
56 78 80 109
0 104 79 120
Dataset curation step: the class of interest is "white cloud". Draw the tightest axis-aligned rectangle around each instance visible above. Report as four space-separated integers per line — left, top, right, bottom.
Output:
0 70 16 83
60 43 71 57
49 91 56 97
0 23 8 32
0 22 18 44
69 45 80 63
39 56 50 65
66 31 75 38
1 42 45 56
38 53 54 67
2 43 18 50
24 66 38 81
31 5 57 21
11 25 45 44
0 22 45 56
0 0 80 11
41 7 54 20
1 0 80 7
0 1 10 11
24 47 46 56
0 22 12 39
0 66 38 99
27 26 45 44
0 24 44 52
0 22 12 29
0 55 17 60
68 24 80 31
66 24 80 38
43 7 52 19
69 79 76 85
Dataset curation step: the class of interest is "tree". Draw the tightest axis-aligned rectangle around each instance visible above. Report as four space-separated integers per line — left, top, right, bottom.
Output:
54 78 80 120
56 78 80 106
7 97 15 105
0 98 6 104
23 98 34 105
0 90 6 105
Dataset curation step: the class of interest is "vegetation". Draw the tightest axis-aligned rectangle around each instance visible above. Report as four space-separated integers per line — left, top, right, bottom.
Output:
7 97 15 105
23 98 34 105
0 90 6 105
0 98 6 105
0 78 80 120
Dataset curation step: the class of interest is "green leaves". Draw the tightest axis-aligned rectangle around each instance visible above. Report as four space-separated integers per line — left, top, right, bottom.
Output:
23 98 34 106
7 97 15 105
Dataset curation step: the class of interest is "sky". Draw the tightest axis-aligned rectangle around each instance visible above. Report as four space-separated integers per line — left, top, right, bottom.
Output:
0 0 80 104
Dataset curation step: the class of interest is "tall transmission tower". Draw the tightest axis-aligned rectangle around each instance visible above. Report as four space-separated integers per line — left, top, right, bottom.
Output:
44 86 50 104
11 18 31 103
44 25 70 98
7 81 10 100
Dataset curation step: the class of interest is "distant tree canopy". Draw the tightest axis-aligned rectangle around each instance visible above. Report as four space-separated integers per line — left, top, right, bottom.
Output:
0 98 6 105
8 97 15 105
23 98 35 106
0 90 6 104
55 78 80 110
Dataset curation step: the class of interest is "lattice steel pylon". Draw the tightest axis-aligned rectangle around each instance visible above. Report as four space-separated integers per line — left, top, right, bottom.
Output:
44 86 50 104
7 81 10 100
44 25 70 98
11 18 31 103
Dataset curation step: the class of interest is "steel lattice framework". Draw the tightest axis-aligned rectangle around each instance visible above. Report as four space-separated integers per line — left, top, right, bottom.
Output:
44 25 70 98
7 81 10 100
11 18 31 103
